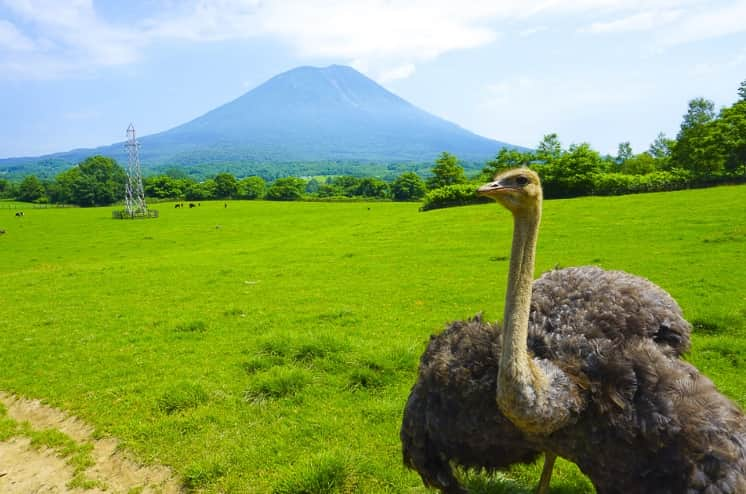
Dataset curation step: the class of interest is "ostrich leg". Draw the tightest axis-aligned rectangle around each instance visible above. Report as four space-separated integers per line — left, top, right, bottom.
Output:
536 453 556 494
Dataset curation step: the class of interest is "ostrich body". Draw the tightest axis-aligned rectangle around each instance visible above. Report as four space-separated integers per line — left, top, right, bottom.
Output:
401 267 691 493
401 168 746 493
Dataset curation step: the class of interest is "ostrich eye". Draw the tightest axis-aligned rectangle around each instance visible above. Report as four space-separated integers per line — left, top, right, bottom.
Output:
516 176 529 186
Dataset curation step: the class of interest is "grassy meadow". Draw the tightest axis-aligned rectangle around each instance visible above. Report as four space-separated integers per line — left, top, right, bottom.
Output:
1 185 745 493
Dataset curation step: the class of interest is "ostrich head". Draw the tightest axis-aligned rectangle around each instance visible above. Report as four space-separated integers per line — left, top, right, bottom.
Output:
478 168 542 215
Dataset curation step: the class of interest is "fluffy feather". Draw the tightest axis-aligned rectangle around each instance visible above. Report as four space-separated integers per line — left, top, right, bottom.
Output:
401 266 746 493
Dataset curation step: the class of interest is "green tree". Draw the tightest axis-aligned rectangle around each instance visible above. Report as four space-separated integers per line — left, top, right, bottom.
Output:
647 132 675 170
53 155 126 206
355 177 390 198
621 153 658 175
535 133 562 163
265 177 305 201
616 142 633 164
238 176 266 199
671 98 721 175
714 100 746 175
427 152 466 189
738 79 746 101
331 176 362 197
542 143 604 197
316 183 344 197
185 179 216 201
0 178 17 199
17 175 46 202
391 172 427 200
305 178 321 194
679 98 716 132
648 132 673 159
481 148 533 181
213 172 239 199
144 175 185 199
51 166 79 203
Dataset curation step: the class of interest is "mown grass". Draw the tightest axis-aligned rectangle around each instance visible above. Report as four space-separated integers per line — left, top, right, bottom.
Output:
1 185 745 492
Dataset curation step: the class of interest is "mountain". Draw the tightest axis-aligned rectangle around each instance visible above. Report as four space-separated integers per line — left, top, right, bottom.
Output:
1 65 522 178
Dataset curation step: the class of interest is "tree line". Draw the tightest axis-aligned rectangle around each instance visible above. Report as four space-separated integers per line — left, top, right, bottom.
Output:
0 158 432 205
2 80 744 208
421 80 746 210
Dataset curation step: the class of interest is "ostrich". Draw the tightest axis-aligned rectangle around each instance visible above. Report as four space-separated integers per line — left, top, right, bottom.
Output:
479 168 746 492
401 168 745 493
401 266 691 491
401 270 692 494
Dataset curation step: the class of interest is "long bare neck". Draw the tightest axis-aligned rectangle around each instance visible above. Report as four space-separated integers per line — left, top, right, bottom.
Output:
502 208 540 368
497 199 575 434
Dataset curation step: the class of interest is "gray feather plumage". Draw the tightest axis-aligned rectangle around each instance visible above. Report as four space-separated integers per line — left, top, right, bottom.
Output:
401 266 746 493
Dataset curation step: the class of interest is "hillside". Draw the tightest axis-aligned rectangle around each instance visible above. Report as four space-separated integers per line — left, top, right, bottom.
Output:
0 65 520 179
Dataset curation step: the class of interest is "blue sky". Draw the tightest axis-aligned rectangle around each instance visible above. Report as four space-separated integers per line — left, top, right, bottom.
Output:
1 0 745 159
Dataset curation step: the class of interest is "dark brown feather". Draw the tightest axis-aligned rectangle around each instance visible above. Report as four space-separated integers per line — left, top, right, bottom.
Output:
401 267 745 493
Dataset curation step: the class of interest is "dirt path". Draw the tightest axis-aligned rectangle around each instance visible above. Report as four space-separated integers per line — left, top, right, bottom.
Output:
0 392 182 493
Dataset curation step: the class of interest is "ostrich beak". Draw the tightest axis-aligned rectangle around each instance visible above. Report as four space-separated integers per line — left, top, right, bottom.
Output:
477 180 506 198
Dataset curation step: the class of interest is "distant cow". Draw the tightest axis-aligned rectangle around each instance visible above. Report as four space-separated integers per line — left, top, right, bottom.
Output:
15 211 23 217
174 204 181 208
189 203 196 208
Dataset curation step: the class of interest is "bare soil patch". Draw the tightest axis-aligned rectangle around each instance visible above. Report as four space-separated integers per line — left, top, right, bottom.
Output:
0 392 182 493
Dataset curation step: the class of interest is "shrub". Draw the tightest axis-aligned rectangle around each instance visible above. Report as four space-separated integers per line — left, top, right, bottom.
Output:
420 183 490 211
591 169 692 196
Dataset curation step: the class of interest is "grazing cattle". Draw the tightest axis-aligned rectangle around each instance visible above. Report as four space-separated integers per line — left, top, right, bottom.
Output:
189 203 196 208
175 204 181 209
15 211 23 217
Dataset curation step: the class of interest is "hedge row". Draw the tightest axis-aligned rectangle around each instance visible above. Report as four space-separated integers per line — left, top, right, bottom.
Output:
588 170 694 196
420 183 491 211
420 169 744 211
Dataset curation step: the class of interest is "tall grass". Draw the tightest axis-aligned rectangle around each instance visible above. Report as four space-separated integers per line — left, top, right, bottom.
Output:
1 185 744 492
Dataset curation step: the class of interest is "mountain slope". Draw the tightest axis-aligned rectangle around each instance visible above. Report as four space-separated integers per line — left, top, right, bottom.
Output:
1 65 521 178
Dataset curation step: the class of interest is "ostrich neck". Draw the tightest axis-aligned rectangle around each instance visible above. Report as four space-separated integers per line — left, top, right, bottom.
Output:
497 203 574 434
502 210 540 373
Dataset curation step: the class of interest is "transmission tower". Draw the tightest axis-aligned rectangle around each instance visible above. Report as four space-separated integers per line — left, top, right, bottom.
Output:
124 123 147 216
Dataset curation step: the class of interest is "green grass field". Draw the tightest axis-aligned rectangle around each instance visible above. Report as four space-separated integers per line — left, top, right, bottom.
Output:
1 185 745 493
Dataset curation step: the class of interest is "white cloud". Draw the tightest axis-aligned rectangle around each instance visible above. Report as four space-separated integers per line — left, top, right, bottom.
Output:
377 64 416 83
583 10 683 33
580 1 746 47
660 0 746 46
0 20 35 51
1 0 745 81
519 26 548 37
146 0 501 83
1 0 145 78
